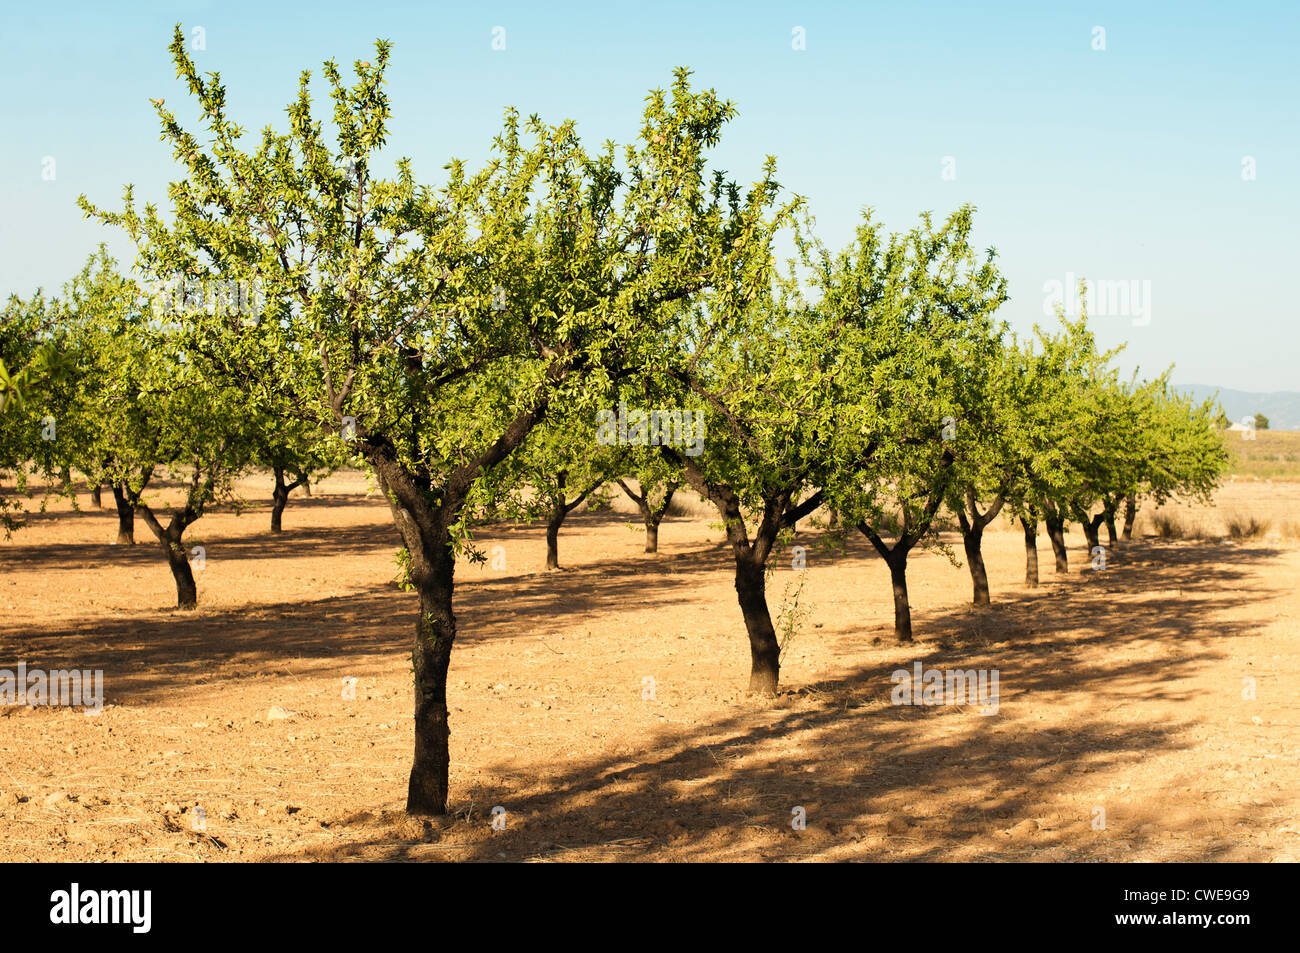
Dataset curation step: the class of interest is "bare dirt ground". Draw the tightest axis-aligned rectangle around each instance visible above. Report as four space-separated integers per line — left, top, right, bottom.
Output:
1 471 1297 862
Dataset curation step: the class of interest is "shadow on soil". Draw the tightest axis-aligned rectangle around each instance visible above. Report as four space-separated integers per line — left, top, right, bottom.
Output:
1 501 1285 861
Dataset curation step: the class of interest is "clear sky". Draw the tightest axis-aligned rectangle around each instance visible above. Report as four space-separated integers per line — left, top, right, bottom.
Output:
2 1 1296 391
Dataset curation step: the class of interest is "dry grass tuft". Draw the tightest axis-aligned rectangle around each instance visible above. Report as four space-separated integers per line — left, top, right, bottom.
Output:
1225 513 1272 540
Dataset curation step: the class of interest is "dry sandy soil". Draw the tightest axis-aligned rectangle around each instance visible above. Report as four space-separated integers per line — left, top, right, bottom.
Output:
1 471 1297 862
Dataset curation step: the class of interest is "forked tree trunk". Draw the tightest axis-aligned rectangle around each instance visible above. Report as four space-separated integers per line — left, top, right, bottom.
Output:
112 484 135 545
859 519 931 643
356 371 554 816
1021 516 1039 588
857 452 953 642
616 479 678 554
641 484 677 554
670 462 820 696
135 506 200 609
270 466 307 533
1077 511 1103 552
130 465 206 609
543 472 602 571
1121 494 1138 542
368 452 463 817
957 488 1004 606
734 559 780 694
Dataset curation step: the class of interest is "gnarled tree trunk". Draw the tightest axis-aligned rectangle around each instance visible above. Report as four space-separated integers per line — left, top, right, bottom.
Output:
270 466 308 533
734 557 780 694
163 531 198 609
360 388 552 815
136 504 200 609
129 464 209 610
856 452 953 640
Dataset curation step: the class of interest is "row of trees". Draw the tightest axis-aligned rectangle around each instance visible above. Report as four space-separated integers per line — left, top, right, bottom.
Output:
1 28 1227 815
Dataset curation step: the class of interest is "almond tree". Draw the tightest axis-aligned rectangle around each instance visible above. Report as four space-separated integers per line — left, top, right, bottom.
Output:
650 285 850 694
53 248 149 546
82 29 783 813
614 451 683 554
511 410 619 571
61 252 257 606
996 304 1115 577
0 292 75 536
257 419 349 533
814 206 1006 639
1120 383 1227 536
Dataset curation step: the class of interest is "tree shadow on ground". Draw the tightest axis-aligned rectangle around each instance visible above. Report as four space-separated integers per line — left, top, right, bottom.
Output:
254 537 1282 862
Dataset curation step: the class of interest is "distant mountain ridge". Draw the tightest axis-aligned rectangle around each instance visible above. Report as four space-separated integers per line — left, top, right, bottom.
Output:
1179 385 1300 430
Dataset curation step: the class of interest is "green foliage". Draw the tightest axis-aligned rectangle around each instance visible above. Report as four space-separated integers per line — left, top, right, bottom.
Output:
809 205 1008 550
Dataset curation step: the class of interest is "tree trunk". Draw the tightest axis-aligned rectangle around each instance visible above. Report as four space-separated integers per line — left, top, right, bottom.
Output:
162 531 197 609
271 466 289 533
734 560 780 695
956 488 1003 607
545 504 564 570
1080 513 1102 552
90 484 103 509
303 477 312 498
1045 511 1068 573
1104 515 1119 548
1121 494 1137 542
963 528 991 606
111 484 135 545
644 518 660 554
1021 516 1039 588
407 540 456 816
887 551 913 642
618 479 676 554
631 498 659 553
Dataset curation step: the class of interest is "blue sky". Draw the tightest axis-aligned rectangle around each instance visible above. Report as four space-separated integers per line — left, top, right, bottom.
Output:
2 1 1296 390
